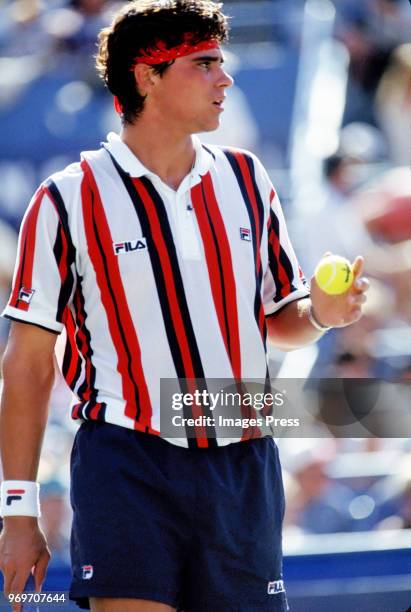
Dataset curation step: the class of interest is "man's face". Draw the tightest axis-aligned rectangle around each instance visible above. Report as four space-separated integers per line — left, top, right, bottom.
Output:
148 47 234 134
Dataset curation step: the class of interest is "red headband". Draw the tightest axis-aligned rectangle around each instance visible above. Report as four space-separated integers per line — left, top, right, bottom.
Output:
131 38 219 68
114 37 219 114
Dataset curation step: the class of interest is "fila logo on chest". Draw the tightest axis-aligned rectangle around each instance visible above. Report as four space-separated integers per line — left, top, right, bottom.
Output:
113 238 147 255
239 227 251 242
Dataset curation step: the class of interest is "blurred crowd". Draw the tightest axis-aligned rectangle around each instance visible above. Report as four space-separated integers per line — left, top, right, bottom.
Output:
298 0 411 384
0 0 411 564
280 438 411 538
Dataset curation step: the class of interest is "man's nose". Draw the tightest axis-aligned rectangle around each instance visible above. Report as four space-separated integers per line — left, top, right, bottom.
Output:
218 68 234 88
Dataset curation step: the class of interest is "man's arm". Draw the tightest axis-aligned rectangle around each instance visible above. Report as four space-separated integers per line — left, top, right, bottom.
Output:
0 321 57 600
266 256 369 351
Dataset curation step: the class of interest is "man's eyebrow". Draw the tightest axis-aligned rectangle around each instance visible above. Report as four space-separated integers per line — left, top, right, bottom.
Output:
191 55 224 63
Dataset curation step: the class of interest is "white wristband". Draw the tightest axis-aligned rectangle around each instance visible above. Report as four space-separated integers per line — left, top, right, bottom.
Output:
0 481 41 517
308 305 332 332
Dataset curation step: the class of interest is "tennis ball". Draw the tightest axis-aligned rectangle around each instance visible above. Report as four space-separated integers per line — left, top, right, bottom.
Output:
314 255 354 295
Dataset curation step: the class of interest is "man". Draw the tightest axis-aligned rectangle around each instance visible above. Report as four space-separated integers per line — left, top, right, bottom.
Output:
0 1 369 611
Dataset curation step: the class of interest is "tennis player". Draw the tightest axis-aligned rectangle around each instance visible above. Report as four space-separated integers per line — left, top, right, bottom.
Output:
0 1 369 611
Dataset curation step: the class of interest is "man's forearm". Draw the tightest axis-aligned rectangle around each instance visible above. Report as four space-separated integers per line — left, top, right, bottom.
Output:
0 351 54 481
0 323 55 596
266 298 323 351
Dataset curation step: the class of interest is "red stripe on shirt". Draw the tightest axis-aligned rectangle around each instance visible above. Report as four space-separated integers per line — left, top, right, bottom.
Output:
9 186 45 311
267 213 292 298
233 152 265 336
201 172 242 380
47 191 69 284
191 182 230 358
90 402 103 419
233 153 262 259
72 404 81 419
63 307 81 388
57 224 68 282
73 289 93 400
81 161 154 433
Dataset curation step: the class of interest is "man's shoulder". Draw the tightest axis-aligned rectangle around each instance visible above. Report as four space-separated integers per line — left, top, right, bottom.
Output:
204 143 266 176
47 160 83 188
204 143 260 162
204 144 270 189
44 145 110 198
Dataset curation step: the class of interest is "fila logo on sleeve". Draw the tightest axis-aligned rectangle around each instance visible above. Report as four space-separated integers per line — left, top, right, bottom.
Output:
6 488 25 505
267 579 285 595
239 227 251 242
18 287 35 304
113 238 147 255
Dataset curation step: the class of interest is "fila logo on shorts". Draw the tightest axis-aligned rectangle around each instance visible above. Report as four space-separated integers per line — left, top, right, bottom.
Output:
18 287 35 304
6 488 25 506
239 227 251 242
267 579 285 595
113 238 147 254
82 565 93 579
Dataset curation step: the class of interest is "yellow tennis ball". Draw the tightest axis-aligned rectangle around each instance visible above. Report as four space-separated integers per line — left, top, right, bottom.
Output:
314 255 354 295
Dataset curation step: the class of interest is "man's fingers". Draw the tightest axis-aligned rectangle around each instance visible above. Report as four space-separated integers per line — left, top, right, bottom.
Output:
9 568 31 595
351 255 364 279
33 549 50 592
350 256 370 296
349 293 367 306
349 308 362 323
353 277 370 293
8 568 32 612
2 565 17 596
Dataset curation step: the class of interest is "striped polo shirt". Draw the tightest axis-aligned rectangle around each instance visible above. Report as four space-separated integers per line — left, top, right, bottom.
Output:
3 133 309 448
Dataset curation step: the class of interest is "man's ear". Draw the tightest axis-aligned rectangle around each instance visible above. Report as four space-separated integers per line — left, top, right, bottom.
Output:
132 64 157 96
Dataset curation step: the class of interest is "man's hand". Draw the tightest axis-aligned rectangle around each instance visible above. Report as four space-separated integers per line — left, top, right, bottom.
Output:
0 516 50 611
310 255 369 328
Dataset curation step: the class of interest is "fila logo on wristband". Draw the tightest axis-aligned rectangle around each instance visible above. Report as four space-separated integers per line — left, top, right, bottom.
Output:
0 481 40 517
6 488 25 505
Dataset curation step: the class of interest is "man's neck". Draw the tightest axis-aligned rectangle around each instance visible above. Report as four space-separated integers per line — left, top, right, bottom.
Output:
120 118 196 191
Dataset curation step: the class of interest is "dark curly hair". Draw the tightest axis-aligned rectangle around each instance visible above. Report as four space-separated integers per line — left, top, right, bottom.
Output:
96 1 229 124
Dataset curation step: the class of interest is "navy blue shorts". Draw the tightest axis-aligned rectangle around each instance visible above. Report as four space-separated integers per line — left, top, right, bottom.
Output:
69 422 288 611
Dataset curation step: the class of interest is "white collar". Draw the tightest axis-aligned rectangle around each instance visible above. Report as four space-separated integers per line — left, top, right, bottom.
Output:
103 132 214 179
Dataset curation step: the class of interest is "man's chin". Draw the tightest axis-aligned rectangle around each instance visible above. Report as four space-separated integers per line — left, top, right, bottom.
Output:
194 120 221 134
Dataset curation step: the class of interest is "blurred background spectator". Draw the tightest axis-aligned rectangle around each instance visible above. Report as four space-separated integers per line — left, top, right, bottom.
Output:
0 220 17 355
39 479 71 565
0 0 411 597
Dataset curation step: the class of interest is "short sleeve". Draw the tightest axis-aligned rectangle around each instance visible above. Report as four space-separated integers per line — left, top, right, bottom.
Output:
2 184 76 333
262 182 310 316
